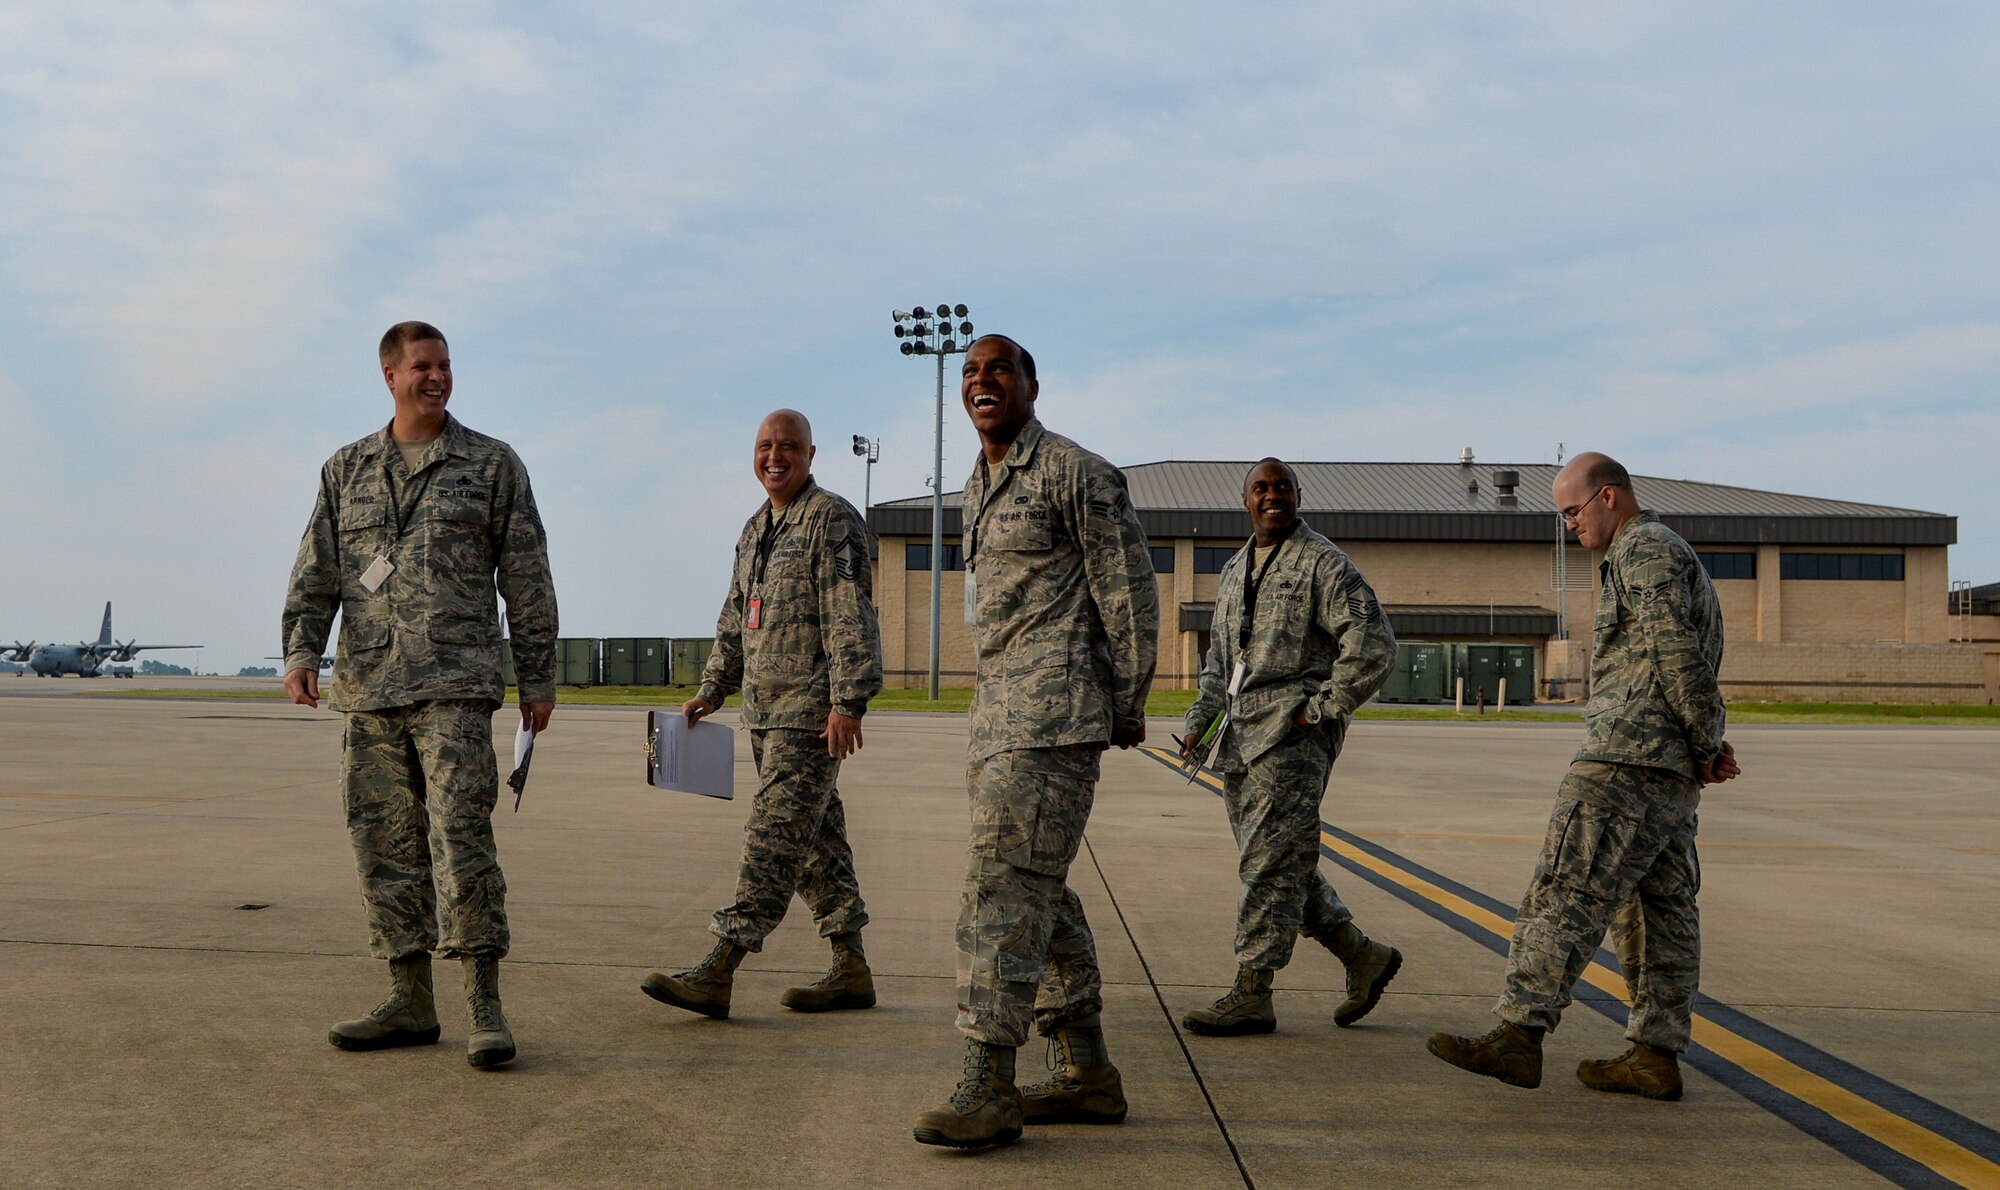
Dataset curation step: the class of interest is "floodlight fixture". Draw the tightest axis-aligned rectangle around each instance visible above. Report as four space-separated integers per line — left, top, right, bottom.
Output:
953 303 968 318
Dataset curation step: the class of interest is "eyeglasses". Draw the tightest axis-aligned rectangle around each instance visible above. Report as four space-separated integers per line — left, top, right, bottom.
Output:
1557 485 1611 527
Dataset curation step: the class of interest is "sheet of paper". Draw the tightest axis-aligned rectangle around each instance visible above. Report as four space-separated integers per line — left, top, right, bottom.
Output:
513 726 535 770
646 711 736 800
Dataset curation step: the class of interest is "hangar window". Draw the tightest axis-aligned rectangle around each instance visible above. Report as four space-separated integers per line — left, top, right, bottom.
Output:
1194 547 1237 574
1149 546 1176 574
1780 553 1904 581
905 543 965 571
1697 552 1757 580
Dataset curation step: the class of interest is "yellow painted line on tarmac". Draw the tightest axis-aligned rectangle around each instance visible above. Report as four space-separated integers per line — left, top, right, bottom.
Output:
1360 829 1855 851
0 791 200 803
1159 750 2000 1188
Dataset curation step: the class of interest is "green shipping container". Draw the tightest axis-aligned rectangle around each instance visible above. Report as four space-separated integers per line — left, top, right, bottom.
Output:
633 637 669 686
557 637 599 687
602 638 637 686
670 638 715 687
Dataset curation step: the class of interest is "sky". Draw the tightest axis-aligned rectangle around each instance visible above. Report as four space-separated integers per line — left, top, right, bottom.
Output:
2 2 1995 673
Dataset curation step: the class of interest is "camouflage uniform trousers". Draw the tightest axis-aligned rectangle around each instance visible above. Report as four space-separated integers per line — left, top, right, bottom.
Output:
343 700 507 960
711 728 868 950
957 744 1105 1048
1219 728 1353 971
1498 760 1702 1053
1605 829 1701 1050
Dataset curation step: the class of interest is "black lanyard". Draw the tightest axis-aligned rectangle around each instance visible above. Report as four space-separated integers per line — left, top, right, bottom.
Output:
1238 523 1298 651
385 455 438 543
964 458 992 571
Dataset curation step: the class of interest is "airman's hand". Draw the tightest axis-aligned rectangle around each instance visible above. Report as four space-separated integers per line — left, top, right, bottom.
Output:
521 701 555 733
284 667 319 709
821 711 863 759
1699 740 1740 785
683 696 717 725
1110 721 1146 749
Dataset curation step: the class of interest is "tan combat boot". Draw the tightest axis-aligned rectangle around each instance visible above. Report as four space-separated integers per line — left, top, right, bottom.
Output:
1021 1015 1127 1125
1182 967 1277 1036
328 953 440 1051
1578 1042 1683 1101
780 932 876 1012
463 955 516 1069
641 938 748 1019
1332 937 1403 1028
913 1040 1024 1150
1426 1020 1544 1088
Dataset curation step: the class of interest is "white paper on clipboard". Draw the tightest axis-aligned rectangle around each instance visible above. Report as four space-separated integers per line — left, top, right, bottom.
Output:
645 711 736 800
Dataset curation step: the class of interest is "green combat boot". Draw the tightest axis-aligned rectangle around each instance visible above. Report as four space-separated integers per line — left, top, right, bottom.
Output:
1020 1015 1127 1125
1426 1021 1544 1088
1578 1042 1684 1101
780 932 876 1012
1182 967 1277 1036
328 954 440 1051
913 1041 1024 1150
1330 931 1403 1028
641 938 748 1019
463 956 516 1069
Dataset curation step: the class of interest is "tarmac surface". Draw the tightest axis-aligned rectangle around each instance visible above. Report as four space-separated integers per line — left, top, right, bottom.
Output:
2 692 1995 1188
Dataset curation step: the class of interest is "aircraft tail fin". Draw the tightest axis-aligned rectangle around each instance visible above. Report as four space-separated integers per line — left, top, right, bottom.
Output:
98 602 112 648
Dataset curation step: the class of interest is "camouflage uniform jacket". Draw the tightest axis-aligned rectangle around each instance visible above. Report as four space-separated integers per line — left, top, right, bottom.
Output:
697 477 883 728
962 418 1159 763
1576 510 1726 781
282 415 557 713
1184 524 1397 772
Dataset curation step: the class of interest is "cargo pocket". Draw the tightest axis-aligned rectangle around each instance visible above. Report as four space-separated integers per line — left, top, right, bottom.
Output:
1547 800 1642 904
973 750 1094 878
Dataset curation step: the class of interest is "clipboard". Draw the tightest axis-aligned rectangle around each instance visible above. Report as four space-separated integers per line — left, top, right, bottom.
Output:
645 711 736 800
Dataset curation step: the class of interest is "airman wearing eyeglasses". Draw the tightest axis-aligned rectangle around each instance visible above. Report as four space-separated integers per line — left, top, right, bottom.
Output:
1428 451 1738 1103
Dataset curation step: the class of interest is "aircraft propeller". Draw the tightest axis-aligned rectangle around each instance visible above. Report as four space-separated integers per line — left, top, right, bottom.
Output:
3 641 34 662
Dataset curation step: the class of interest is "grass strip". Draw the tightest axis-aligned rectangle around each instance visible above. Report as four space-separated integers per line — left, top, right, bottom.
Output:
77 685 2000 725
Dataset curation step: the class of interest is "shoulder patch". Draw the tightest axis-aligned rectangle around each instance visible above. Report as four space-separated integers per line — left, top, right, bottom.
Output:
832 534 867 583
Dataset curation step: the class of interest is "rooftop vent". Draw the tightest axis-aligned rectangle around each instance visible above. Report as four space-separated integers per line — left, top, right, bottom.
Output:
1494 469 1519 508
1458 447 1475 467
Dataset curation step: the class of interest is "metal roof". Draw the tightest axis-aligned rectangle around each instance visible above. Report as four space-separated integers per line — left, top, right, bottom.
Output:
872 461 1956 547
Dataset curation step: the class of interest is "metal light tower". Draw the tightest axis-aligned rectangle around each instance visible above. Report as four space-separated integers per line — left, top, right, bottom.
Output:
851 435 880 515
892 302 974 700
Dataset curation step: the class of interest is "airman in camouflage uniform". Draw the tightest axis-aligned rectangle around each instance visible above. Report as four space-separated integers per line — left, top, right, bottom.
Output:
1179 460 1402 1038
1429 452 1736 1101
283 321 557 1070
641 409 884 1021
915 336 1159 1151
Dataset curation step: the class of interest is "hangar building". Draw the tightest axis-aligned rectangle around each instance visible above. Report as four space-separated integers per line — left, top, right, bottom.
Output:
868 455 1997 704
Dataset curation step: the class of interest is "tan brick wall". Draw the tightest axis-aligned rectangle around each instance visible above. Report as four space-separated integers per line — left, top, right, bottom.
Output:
1779 580 1908 643
1721 642 1991 704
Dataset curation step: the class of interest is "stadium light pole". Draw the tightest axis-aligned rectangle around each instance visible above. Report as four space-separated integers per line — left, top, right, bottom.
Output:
892 303 974 700
851 434 880 516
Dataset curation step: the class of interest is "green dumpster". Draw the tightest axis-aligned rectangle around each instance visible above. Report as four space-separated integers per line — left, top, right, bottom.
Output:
1451 644 1535 706
1500 644 1536 705
1403 642 1447 703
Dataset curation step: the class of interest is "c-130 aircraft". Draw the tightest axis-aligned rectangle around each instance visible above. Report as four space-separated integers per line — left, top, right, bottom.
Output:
3 603 201 677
